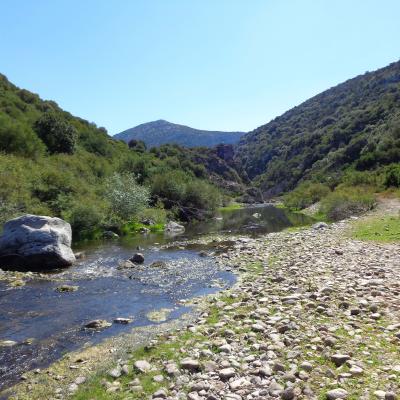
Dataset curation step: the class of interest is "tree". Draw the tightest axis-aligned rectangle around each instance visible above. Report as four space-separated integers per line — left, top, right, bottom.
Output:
128 139 147 153
105 173 150 222
34 112 78 154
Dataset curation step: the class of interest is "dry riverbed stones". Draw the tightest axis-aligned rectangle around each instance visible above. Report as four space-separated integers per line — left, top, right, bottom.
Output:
15 201 400 400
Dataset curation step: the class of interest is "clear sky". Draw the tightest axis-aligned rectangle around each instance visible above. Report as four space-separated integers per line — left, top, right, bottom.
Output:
1 0 399 135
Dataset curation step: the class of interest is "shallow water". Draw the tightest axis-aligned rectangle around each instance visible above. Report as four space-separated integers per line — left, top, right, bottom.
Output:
0 205 314 391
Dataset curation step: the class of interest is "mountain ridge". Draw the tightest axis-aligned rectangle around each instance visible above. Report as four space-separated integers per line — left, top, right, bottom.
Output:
114 119 245 148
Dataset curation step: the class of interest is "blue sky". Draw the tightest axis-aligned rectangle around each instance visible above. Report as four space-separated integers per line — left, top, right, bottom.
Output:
1 0 399 134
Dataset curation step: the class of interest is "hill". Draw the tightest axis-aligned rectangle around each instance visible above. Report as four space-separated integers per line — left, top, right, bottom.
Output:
0 74 244 237
114 119 245 148
235 60 400 197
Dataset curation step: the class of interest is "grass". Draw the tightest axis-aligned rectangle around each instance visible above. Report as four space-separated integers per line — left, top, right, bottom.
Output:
351 215 400 242
218 202 243 212
72 330 205 400
121 221 165 235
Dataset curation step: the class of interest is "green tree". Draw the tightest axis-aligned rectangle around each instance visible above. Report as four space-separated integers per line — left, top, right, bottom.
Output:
34 112 78 154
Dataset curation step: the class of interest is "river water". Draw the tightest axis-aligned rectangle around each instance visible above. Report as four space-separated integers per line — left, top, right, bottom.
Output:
0 205 313 391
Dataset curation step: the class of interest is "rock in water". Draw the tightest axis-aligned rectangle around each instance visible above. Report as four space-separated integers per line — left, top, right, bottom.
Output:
165 221 185 232
130 253 145 264
0 215 76 271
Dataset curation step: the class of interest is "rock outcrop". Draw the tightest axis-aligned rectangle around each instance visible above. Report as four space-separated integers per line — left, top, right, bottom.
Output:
0 215 76 271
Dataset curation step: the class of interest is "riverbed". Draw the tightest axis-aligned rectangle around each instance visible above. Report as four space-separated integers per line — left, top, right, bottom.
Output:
0 205 313 391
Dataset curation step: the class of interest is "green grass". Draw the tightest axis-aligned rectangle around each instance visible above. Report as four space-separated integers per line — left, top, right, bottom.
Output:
218 202 243 212
352 215 400 242
121 221 165 235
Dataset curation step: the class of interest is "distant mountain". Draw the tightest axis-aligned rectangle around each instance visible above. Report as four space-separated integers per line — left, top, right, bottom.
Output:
114 119 245 148
235 60 400 197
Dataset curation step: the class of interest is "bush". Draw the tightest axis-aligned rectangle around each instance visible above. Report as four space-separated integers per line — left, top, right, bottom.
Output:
320 186 376 221
184 180 221 211
384 164 400 188
283 182 330 210
138 204 167 225
105 172 150 222
65 202 104 240
150 170 188 202
0 115 45 158
34 112 78 154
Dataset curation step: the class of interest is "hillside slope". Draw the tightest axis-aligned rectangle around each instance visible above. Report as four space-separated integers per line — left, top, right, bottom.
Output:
0 74 244 233
115 119 245 148
235 60 400 197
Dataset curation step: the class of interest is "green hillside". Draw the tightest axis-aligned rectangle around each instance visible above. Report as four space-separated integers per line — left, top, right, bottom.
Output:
235 60 400 197
0 74 242 238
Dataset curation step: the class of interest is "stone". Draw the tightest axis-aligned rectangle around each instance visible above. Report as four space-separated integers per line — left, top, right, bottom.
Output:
150 261 167 268
331 354 351 367
181 359 200 372
165 221 185 233
153 388 167 398
117 260 135 269
312 222 329 230
134 360 151 372
300 361 313 371
84 320 112 330
108 367 121 378
153 375 164 383
75 376 86 385
130 253 145 264
0 340 17 347
0 215 76 271
219 367 236 380
281 387 295 400
326 389 348 399
55 285 78 292
113 317 133 324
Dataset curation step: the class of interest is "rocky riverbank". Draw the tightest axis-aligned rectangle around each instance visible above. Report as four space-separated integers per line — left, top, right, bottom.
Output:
5 199 400 400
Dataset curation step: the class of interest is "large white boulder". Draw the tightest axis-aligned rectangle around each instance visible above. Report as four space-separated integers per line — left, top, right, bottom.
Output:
0 214 76 271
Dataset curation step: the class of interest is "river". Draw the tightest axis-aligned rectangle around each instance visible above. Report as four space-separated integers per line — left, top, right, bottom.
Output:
0 204 313 391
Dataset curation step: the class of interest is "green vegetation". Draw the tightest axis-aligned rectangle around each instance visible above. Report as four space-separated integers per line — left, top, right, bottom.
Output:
218 202 243 212
283 182 330 210
34 112 78 154
0 74 244 238
105 172 150 223
319 185 376 221
352 215 400 242
236 61 400 197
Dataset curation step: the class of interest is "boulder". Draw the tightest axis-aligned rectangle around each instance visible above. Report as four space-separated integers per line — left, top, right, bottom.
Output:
0 215 76 271
130 253 145 264
165 221 185 233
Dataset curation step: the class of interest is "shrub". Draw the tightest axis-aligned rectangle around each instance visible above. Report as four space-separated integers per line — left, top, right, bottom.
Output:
384 164 400 188
320 186 376 221
0 115 45 158
184 180 221 212
283 182 330 210
34 112 78 154
150 170 188 202
138 205 167 225
105 172 150 222
65 202 104 240
128 139 146 153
